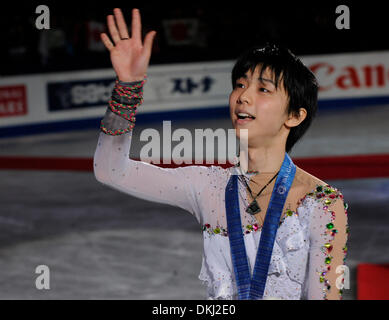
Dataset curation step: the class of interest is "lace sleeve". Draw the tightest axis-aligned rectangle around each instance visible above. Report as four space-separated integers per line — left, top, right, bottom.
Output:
304 186 349 300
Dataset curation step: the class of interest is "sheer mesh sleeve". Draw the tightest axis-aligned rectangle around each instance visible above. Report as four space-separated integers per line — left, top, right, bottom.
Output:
304 186 349 300
93 109 209 224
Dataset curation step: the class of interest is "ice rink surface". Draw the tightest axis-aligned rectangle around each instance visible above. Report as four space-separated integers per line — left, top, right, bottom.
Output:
0 103 389 299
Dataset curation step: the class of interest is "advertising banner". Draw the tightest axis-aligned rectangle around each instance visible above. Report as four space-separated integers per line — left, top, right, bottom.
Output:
0 85 27 118
1 50 389 135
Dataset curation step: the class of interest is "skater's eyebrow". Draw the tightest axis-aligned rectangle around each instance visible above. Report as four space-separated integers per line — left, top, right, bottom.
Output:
240 74 275 86
258 77 275 86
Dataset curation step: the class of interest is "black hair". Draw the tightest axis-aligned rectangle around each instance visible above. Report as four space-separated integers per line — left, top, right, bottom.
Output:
231 43 319 153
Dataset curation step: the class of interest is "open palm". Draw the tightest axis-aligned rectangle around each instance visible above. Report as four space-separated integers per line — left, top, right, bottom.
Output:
101 8 156 82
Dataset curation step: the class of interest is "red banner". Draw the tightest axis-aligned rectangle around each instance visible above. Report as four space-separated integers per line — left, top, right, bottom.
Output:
0 85 27 117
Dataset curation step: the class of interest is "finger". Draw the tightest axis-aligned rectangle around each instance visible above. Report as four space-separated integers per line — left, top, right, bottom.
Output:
101 33 114 51
107 14 121 44
131 8 142 44
113 8 130 39
142 31 156 59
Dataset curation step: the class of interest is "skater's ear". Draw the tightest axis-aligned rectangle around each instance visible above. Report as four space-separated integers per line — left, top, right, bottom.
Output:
284 107 307 128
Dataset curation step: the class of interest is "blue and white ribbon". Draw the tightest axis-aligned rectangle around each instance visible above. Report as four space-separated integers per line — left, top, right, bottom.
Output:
225 152 296 299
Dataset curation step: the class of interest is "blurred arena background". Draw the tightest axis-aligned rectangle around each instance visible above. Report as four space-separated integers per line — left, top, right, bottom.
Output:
0 1 388 300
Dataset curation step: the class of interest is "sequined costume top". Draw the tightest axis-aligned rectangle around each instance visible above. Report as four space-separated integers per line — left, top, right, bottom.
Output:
94 109 349 300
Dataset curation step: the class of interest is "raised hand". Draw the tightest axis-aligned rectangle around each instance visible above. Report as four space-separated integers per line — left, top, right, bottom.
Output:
101 8 156 82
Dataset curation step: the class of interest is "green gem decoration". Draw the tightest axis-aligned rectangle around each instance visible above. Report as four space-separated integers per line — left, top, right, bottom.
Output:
324 199 331 205
316 186 323 192
325 257 332 264
286 209 293 216
214 227 220 234
324 188 332 194
324 242 332 249
326 223 334 230
344 202 349 210
319 276 325 283
246 225 253 231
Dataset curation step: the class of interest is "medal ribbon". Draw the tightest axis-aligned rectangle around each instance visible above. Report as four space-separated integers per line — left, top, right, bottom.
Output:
225 152 296 299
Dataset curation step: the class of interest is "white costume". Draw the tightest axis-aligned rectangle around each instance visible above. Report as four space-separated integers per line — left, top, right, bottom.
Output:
94 110 349 300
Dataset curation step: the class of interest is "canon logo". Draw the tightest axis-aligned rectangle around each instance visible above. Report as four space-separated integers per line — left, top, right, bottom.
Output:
310 63 387 91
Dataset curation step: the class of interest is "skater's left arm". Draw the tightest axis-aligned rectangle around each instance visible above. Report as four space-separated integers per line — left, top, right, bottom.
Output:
304 189 349 300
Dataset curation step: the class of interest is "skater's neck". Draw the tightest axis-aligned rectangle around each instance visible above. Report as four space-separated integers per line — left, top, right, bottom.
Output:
239 143 285 174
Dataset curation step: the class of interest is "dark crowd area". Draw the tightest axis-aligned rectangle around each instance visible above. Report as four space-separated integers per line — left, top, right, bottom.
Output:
0 1 386 76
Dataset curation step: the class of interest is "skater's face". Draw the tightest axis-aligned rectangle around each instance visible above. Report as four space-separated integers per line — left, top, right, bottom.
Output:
229 65 306 148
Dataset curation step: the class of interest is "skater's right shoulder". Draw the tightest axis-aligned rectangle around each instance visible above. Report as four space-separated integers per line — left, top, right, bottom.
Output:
176 164 232 181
